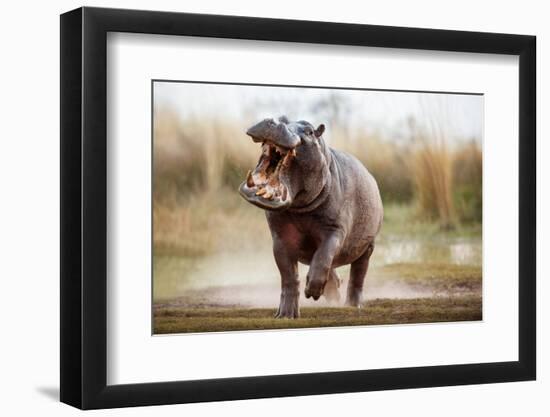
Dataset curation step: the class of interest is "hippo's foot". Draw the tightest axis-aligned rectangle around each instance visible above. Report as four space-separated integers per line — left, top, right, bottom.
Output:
304 276 325 301
275 290 300 319
323 277 341 304
345 288 364 308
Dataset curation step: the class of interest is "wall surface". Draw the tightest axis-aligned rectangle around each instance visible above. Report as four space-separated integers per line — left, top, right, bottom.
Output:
0 0 545 415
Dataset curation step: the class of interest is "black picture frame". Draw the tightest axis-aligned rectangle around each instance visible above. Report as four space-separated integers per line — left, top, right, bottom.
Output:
60 6 536 410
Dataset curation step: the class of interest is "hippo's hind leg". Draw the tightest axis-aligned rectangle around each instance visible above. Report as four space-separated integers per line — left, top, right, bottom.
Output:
345 243 375 307
323 269 342 304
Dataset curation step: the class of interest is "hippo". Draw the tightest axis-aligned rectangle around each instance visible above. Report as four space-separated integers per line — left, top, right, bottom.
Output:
239 116 383 318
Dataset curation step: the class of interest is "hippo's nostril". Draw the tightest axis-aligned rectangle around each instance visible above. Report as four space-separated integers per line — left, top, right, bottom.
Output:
281 187 287 201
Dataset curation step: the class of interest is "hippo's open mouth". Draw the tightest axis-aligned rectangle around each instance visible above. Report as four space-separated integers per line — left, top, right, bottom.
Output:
239 141 295 210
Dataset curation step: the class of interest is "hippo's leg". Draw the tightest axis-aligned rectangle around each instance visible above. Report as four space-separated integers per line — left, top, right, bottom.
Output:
323 269 342 304
273 240 300 319
304 234 342 301
345 243 374 307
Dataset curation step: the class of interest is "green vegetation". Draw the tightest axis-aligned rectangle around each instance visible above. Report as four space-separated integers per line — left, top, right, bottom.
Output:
154 296 482 334
452 141 483 223
374 263 482 294
380 204 481 238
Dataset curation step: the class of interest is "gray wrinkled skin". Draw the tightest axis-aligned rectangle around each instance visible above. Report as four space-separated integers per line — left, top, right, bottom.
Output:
239 116 383 318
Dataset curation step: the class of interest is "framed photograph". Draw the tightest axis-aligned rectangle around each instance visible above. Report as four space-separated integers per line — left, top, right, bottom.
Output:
60 7 536 409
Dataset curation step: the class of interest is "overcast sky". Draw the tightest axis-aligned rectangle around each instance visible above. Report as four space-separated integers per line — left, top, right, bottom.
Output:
154 81 483 143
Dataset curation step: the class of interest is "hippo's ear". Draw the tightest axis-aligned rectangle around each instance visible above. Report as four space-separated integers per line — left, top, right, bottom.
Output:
314 124 325 138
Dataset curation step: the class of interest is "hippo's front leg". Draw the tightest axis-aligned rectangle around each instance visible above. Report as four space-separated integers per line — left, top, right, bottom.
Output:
304 233 342 300
272 238 300 319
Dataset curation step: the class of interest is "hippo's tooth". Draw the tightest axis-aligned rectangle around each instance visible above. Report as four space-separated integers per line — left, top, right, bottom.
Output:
273 161 282 175
246 170 254 187
263 191 273 199
256 188 266 196
282 151 294 166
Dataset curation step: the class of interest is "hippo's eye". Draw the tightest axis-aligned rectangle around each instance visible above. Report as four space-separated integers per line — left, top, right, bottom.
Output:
304 127 313 136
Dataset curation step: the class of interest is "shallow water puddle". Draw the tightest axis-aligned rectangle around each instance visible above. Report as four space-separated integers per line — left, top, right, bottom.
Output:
154 237 481 303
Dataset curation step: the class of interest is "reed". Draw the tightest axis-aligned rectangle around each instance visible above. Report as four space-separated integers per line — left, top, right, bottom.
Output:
411 133 455 229
153 111 482 253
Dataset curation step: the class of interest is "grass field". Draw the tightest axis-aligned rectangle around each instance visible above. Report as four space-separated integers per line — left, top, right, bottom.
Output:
154 296 481 334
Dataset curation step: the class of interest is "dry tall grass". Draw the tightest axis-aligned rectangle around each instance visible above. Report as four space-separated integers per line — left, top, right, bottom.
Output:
412 136 455 229
153 110 268 256
153 109 259 201
153 111 482 255
331 128 414 203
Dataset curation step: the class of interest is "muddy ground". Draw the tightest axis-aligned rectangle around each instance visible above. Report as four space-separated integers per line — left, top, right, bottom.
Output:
153 262 482 334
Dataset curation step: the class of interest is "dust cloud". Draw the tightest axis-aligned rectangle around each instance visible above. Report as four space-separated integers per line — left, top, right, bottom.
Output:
155 247 439 308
